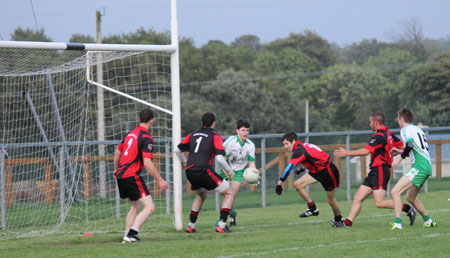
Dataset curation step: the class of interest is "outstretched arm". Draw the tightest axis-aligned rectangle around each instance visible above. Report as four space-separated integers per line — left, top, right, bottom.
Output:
215 154 234 180
334 147 370 157
174 146 187 167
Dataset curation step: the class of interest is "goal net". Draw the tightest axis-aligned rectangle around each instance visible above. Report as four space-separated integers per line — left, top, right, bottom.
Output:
0 44 180 239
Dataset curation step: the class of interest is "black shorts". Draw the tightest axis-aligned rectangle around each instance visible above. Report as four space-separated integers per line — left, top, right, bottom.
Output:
117 175 150 201
309 163 340 191
186 168 224 191
362 166 390 190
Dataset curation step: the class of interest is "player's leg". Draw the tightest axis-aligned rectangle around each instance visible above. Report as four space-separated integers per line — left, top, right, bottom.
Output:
326 189 342 222
185 169 209 233
130 195 156 232
345 185 373 226
404 172 436 228
229 181 242 226
186 190 207 233
216 180 235 233
332 185 373 228
390 176 413 229
349 185 372 220
122 175 151 242
125 200 140 236
372 189 391 208
294 173 319 217
321 164 342 222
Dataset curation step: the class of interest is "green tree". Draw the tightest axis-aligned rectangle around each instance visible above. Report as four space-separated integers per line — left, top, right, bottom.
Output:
266 30 337 68
69 34 95 43
181 69 282 135
339 39 393 65
408 51 450 126
11 27 52 42
103 27 170 44
231 34 260 52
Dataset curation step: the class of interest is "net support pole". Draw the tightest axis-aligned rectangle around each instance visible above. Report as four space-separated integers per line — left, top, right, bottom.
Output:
170 0 183 231
46 73 78 202
261 137 266 208
24 91 60 171
1 148 6 229
346 134 351 201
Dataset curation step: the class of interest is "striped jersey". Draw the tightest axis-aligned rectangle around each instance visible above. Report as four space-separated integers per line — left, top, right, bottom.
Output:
223 135 256 172
115 126 154 179
364 126 403 168
400 124 432 175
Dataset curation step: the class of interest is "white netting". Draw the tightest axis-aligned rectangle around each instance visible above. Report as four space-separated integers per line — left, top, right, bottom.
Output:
0 48 173 239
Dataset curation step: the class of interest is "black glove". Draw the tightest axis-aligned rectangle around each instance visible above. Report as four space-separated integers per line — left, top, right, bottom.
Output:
294 165 305 175
275 185 283 195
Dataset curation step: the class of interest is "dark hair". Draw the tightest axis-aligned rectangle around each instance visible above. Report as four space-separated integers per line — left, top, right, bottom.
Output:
398 107 413 123
236 119 250 129
139 108 154 123
281 132 297 143
370 111 385 125
201 112 216 127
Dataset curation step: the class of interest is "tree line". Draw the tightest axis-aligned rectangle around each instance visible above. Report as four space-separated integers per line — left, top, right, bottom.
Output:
7 24 450 136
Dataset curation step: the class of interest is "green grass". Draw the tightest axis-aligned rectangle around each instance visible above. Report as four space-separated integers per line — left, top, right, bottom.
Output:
1 189 449 257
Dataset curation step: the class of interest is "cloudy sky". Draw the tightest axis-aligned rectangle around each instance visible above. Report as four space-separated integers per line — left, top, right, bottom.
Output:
1 0 449 46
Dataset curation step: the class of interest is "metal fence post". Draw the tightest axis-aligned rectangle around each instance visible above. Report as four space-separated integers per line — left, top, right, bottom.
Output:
346 134 351 201
261 137 266 208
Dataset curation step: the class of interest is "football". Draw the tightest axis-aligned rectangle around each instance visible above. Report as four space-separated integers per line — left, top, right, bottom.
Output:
243 167 260 184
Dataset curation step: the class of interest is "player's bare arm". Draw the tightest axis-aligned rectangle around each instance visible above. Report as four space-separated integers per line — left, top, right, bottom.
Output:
390 147 403 156
334 147 370 157
143 158 168 190
215 155 234 180
113 149 122 179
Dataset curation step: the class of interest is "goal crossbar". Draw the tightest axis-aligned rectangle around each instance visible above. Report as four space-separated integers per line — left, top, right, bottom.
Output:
0 41 177 52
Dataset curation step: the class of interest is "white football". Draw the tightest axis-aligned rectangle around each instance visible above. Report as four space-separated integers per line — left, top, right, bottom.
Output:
243 167 260 184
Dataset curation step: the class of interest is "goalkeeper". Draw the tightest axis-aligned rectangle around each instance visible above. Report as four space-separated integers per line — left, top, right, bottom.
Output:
275 132 343 224
217 119 258 227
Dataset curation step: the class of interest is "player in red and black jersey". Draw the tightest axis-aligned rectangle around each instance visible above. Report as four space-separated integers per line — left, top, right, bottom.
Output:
113 108 168 243
275 132 343 224
332 111 416 228
175 112 236 234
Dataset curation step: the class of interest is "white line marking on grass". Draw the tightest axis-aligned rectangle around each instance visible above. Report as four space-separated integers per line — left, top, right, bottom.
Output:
218 233 450 258
218 238 398 258
235 208 449 230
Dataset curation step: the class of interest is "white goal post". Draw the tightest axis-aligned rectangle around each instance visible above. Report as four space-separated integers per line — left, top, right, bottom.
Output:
0 0 183 237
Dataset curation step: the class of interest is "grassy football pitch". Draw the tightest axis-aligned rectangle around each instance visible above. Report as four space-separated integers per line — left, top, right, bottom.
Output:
1 189 449 257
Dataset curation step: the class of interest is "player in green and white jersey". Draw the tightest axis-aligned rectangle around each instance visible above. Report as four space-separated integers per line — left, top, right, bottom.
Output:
390 108 437 229
218 119 257 227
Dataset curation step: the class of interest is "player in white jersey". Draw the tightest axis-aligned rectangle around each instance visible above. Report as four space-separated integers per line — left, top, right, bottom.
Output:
218 119 257 227
390 108 436 229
